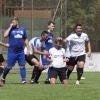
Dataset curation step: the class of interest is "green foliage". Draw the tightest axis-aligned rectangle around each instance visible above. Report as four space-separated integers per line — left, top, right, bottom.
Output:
62 0 99 40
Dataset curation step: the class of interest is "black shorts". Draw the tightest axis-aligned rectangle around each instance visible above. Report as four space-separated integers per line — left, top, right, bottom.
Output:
25 54 39 66
67 54 86 66
50 67 67 81
0 54 5 63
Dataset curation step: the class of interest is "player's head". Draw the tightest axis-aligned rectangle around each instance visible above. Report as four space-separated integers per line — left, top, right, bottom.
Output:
41 31 48 41
48 21 55 32
10 16 19 27
74 24 83 36
74 24 82 32
54 37 63 49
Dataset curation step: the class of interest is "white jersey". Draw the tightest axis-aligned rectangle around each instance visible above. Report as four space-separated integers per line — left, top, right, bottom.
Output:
65 32 89 57
49 47 66 68
24 37 45 55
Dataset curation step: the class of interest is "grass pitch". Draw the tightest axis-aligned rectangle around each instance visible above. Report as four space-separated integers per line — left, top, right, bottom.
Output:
0 72 100 100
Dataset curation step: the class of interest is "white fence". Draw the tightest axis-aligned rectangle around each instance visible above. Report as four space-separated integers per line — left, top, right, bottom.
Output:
84 53 100 72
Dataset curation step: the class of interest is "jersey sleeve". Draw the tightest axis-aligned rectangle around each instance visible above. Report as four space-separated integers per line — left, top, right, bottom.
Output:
66 34 72 42
34 39 40 48
85 34 90 42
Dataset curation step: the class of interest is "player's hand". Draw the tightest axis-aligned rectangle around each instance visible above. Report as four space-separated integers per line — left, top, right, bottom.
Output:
43 50 49 56
10 23 14 28
5 43 10 48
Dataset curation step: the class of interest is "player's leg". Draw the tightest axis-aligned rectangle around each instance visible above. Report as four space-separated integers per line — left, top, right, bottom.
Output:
66 57 76 80
59 68 68 84
0 62 5 86
66 66 74 79
47 67 51 81
25 54 42 84
76 55 85 85
50 67 57 84
33 68 43 83
18 53 26 84
1 53 16 84
0 54 5 77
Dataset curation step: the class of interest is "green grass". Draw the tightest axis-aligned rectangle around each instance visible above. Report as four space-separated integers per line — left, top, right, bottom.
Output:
0 72 100 100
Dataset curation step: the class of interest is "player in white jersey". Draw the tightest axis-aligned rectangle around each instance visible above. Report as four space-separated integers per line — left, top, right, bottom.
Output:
49 37 68 84
65 24 91 85
24 31 48 84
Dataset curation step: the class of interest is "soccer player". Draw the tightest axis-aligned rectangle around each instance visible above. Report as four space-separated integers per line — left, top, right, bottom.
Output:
49 37 68 84
1 16 30 84
41 21 55 83
0 41 9 86
65 24 91 85
24 31 48 84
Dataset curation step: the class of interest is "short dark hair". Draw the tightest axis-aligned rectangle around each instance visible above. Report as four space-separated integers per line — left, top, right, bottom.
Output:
41 31 48 36
74 23 82 29
73 23 82 31
48 20 55 25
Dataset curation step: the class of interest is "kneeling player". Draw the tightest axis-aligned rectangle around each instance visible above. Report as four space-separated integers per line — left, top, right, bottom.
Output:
49 37 68 84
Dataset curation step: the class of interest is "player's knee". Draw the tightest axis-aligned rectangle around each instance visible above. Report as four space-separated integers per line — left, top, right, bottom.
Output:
50 78 56 84
31 58 40 67
62 79 68 84
77 62 85 68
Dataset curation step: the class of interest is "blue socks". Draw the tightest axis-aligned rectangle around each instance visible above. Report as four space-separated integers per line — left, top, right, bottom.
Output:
20 67 26 81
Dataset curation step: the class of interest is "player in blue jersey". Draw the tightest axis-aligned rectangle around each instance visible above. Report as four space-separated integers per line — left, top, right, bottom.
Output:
41 21 55 83
1 17 30 84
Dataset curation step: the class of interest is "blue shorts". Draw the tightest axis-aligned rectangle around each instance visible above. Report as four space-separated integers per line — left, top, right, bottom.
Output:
40 55 50 65
7 52 26 67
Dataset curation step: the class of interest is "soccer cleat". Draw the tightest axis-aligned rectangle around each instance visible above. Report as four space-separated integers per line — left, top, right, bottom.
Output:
22 80 27 84
81 77 86 80
76 80 80 85
30 79 39 84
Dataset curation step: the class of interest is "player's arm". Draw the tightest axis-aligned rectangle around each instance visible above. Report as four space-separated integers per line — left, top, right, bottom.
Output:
87 41 92 57
33 47 48 56
3 23 13 37
24 39 30 55
0 41 9 48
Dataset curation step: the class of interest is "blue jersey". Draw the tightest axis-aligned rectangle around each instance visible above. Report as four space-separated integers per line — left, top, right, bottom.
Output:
45 32 53 51
8 26 27 53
